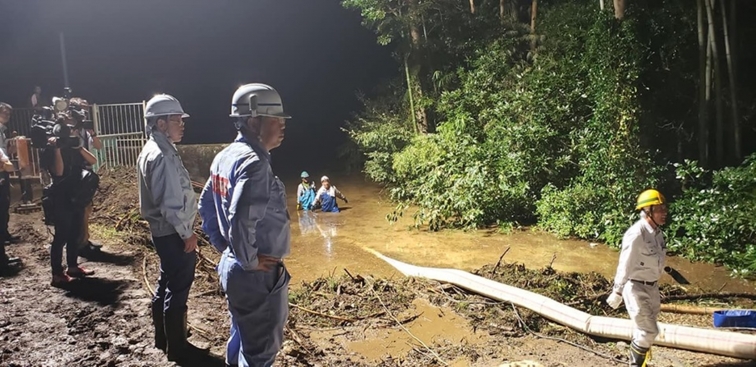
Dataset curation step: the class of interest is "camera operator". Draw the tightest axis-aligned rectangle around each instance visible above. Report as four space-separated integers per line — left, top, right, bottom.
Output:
41 113 98 286
68 98 103 255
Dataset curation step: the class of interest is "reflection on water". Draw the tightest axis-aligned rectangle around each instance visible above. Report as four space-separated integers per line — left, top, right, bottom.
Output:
282 174 753 293
297 210 339 257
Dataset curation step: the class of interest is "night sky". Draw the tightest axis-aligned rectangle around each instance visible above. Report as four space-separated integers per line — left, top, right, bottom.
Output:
0 1 397 174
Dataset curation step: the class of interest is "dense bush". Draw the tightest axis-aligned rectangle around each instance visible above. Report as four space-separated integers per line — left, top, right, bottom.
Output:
667 156 756 277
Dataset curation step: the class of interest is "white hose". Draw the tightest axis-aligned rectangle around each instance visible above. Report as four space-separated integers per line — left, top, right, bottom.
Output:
366 248 756 359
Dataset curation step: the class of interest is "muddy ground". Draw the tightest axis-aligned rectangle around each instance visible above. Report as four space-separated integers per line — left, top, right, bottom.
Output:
1 168 755 367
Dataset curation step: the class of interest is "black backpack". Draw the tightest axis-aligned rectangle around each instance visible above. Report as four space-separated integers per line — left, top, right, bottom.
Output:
71 168 100 209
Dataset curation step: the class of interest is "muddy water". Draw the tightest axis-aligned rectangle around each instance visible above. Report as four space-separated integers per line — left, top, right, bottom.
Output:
283 175 754 293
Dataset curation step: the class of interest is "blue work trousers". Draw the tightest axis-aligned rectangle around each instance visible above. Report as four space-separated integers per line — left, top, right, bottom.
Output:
219 249 290 367
319 194 339 213
152 233 196 315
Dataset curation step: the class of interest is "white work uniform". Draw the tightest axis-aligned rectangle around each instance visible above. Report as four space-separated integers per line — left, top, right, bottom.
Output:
612 216 666 349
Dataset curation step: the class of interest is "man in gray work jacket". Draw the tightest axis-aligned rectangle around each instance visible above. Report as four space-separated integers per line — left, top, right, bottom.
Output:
607 189 668 367
137 94 206 362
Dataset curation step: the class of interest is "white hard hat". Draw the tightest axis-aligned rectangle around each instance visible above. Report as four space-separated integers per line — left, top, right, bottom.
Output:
230 83 291 119
321 176 329 182
144 94 189 119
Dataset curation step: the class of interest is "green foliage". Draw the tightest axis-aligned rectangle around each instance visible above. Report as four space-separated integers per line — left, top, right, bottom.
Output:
537 12 660 246
342 87 414 184
343 0 754 274
667 156 756 276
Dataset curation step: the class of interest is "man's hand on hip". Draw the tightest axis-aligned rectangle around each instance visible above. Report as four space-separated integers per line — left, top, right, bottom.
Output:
255 255 280 272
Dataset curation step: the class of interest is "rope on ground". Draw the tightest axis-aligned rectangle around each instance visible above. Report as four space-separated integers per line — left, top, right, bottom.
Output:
370 285 449 366
509 302 627 365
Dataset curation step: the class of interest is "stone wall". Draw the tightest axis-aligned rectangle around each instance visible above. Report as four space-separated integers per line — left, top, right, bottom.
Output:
176 144 228 181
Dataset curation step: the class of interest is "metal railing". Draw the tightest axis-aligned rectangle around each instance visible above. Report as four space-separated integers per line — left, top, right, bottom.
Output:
94 132 146 171
8 108 37 137
93 102 146 135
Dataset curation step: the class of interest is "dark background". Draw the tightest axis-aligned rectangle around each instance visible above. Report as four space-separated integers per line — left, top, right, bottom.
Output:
0 0 398 176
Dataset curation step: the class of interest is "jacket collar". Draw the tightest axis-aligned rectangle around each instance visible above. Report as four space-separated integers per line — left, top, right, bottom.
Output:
235 132 270 160
150 131 178 154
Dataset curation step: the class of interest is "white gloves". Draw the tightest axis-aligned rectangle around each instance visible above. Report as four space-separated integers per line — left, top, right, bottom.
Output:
606 292 623 309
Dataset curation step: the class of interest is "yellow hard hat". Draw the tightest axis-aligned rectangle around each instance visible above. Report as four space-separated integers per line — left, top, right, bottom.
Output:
636 189 666 210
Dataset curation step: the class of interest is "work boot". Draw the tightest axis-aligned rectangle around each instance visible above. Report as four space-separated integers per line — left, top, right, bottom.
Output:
78 241 102 258
629 343 650 367
66 266 95 278
164 311 209 362
86 241 103 250
0 256 21 275
51 272 74 287
151 301 167 351
3 256 21 266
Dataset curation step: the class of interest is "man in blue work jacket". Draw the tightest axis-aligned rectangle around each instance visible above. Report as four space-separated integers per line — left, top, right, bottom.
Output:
199 83 291 367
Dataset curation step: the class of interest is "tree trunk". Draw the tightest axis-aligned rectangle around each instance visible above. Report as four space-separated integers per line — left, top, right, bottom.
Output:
697 0 709 167
600 0 605 11
469 0 475 14
706 0 724 167
406 0 428 133
404 54 419 134
613 0 625 20
721 0 740 161
500 0 506 19
530 0 538 51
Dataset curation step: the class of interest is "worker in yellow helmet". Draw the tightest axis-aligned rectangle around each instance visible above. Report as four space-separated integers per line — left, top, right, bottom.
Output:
607 189 668 367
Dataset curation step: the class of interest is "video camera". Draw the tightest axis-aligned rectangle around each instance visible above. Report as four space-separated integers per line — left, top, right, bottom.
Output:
29 88 89 149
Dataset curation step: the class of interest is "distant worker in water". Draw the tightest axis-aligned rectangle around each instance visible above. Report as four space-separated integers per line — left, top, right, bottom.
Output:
312 175 348 212
606 189 668 367
296 171 316 211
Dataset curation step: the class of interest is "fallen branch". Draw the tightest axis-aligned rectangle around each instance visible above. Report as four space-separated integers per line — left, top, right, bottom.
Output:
660 303 726 315
115 208 138 231
195 246 217 268
196 289 221 297
286 325 313 352
663 292 756 302
397 312 422 324
143 256 154 296
371 285 448 366
289 302 357 323
510 303 626 365
490 246 511 275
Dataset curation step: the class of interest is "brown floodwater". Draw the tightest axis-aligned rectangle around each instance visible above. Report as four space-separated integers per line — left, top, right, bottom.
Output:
283 175 754 293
